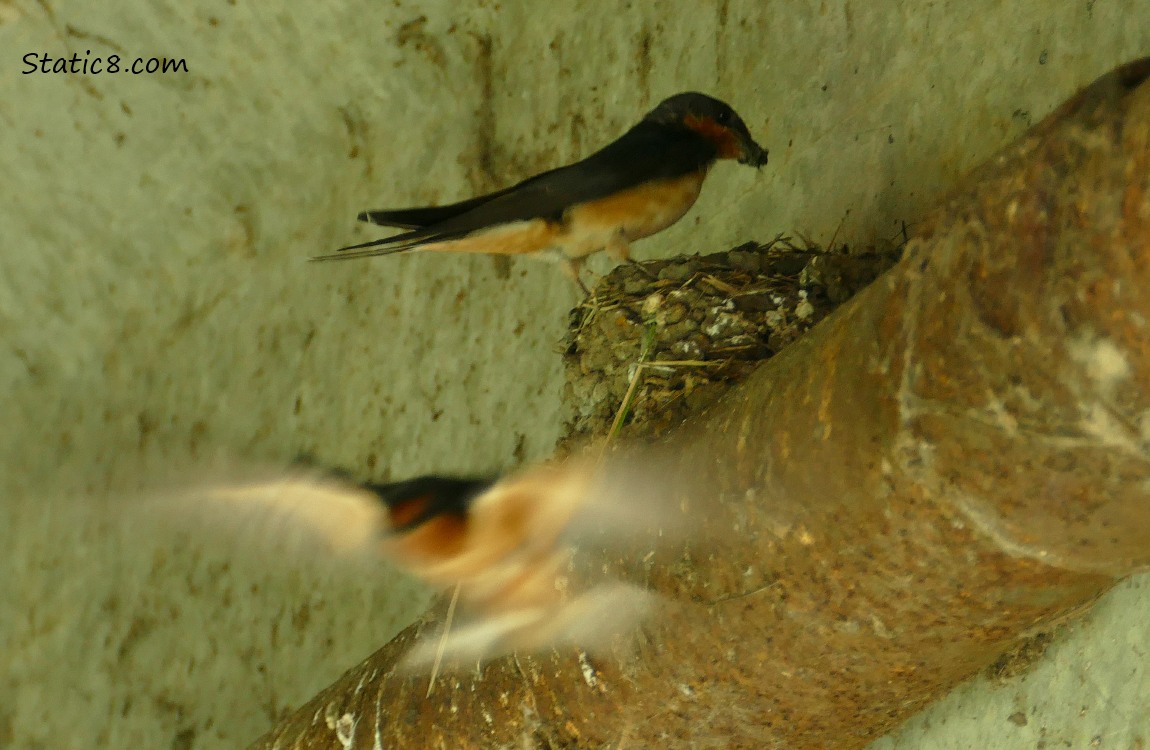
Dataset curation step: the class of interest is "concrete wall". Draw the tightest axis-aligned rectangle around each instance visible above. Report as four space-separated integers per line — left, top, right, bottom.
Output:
1 1 1146 747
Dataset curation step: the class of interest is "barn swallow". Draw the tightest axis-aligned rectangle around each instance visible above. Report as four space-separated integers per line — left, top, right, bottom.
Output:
314 92 768 289
366 463 661 667
199 459 667 668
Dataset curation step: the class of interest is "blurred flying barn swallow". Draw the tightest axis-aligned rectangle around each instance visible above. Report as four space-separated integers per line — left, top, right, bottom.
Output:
314 92 768 289
201 459 665 668
367 464 658 666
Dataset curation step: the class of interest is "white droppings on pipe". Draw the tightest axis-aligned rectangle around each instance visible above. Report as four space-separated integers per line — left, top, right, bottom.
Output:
1069 335 1131 394
334 712 357 749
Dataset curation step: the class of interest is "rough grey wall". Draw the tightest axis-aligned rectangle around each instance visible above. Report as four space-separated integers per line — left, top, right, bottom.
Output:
1 1 1146 748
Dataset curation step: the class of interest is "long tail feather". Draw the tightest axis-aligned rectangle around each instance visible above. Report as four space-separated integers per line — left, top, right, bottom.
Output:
358 200 485 229
311 232 429 262
358 183 524 228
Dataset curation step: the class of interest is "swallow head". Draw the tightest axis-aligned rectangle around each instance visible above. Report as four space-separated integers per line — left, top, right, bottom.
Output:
646 92 769 168
369 475 495 533
365 475 496 569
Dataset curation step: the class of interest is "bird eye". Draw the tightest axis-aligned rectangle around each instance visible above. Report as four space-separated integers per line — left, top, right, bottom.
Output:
715 109 732 124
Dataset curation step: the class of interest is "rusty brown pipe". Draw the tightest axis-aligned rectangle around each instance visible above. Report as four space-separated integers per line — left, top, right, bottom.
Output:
249 59 1150 749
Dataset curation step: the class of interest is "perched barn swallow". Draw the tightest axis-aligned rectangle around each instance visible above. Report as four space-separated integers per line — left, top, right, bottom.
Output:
199 459 667 669
314 92 768 289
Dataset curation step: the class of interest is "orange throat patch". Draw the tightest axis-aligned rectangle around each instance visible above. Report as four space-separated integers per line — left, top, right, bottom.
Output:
683 114 742 160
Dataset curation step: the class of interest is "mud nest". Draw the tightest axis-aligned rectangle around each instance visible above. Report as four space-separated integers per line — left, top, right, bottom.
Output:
561 237 901 443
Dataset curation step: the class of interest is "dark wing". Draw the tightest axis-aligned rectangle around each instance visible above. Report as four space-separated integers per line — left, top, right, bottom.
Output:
314 122 716 261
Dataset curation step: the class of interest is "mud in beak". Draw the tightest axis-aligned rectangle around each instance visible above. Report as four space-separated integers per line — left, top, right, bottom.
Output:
738 137 769 168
